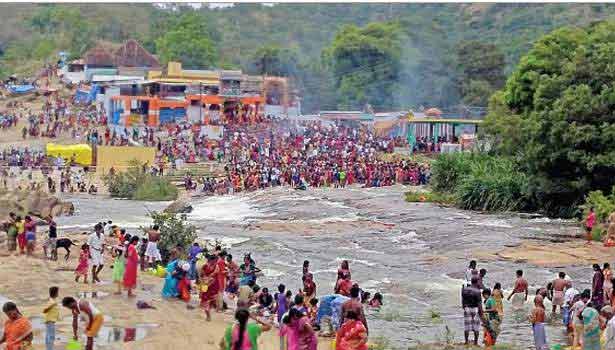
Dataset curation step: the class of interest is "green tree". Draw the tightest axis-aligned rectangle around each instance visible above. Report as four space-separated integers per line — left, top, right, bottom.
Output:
155 12 217 69
486 22 615 217
456 40 506 106
145 211 197 263
249 45 298 76
326 22 404 111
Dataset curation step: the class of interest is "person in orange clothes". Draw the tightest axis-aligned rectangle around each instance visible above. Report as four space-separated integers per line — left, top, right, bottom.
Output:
0 302 33 350
336 310 368 350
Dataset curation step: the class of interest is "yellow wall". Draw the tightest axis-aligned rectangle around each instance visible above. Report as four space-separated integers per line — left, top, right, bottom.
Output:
96 146 156 174
46 144 92 165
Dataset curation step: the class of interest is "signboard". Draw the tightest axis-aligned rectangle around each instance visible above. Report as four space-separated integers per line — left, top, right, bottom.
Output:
199 125 224 140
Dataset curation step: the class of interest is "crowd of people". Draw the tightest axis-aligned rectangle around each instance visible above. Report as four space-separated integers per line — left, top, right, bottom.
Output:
461 260 615 350
1 217 383 350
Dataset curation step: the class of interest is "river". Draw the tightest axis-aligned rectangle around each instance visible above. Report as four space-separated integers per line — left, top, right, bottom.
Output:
57 185 587 349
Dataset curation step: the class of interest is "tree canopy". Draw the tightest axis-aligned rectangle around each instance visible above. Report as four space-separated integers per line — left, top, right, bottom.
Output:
326 22 404 110
456 40 506 106
155 12 218 69
485 22 615 216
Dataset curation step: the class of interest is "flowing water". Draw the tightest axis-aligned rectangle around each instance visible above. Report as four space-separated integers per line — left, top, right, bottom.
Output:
59 186 588 349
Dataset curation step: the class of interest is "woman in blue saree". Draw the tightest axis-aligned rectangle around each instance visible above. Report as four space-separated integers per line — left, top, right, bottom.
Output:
162 249 179 298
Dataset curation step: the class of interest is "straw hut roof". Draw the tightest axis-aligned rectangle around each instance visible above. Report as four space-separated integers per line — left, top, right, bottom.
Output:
114 39 160 68
83 41 119 67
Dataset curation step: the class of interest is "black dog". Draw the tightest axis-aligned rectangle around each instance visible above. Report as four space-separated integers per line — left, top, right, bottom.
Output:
54 238 77 261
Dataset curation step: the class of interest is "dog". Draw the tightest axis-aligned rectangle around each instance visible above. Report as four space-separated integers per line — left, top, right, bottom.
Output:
54 238 77 261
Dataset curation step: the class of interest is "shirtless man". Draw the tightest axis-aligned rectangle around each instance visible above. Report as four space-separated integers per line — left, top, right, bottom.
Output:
144 225 161 268
552 272 570 314
507 270 529 309
62 297 104 350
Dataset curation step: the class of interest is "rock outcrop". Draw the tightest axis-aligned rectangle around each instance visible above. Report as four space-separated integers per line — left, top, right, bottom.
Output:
0 189 74 221
164 200 193 214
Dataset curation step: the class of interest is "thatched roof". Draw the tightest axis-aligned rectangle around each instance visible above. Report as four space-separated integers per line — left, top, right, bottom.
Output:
83 40 159 68
114 39 160 68
83 42 118 67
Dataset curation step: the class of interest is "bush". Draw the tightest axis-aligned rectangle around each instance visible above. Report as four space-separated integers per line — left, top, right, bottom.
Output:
580 187 615 224
103 160 178 201
134 177 178 201
430 153 530 212
430 153 489 193
454 156 530 212
145 211 197 263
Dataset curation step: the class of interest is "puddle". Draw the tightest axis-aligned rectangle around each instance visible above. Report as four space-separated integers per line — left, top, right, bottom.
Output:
95 323 158 345
77 291 110 299
30 317 158 345
62 315 114 323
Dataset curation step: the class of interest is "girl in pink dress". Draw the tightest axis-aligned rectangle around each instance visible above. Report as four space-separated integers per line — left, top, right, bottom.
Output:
75 244 90 284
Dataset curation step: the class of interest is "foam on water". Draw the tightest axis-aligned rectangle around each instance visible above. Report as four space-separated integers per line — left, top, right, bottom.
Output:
260 268 285 278
468 219 513 228
197 234 251 247
189 195 265 222
335 257 375 267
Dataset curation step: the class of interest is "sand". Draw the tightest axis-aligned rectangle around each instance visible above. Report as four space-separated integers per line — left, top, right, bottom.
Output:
0 233 332 350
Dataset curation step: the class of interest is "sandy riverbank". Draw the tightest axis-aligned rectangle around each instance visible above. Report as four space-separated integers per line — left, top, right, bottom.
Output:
0 232 332 350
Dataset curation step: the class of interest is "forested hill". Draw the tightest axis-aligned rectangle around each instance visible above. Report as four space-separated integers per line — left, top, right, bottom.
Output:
2 3 615 112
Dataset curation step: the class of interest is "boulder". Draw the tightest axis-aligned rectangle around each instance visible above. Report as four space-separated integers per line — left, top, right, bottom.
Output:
0 189 74 222
164 200 193 214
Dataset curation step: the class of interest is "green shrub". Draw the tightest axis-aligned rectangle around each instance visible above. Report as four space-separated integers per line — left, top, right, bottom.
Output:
103 160 178 201
580 187 615 223
145 211 197 263
454 156 530 212
430 153 530 212
430 153 489 193
134 177 178 201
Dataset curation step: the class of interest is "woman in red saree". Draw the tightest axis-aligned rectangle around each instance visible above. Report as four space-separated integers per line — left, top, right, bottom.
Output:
336 310 368 350
123 236 139 297
200 255 220 321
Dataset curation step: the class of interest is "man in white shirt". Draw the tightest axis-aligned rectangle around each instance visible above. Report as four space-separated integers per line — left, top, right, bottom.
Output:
87 224 106 283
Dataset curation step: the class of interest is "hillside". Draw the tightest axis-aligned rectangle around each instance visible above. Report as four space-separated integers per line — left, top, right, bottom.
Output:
2 3 615 111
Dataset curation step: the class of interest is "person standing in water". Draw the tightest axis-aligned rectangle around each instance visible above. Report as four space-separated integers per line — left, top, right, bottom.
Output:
507 270 528 309
529 295 548 350
465 260 478 286
62 297 104 350
461 276 483 345
552 272 570 314
592 264 605 311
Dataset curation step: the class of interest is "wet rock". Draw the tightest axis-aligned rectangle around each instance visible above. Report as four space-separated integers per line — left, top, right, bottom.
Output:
0 189 73 223
164 200 193 214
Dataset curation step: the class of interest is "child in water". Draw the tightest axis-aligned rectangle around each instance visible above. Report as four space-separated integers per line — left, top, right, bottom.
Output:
369 293 384 308
111 245 126 295
75 244 89 284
